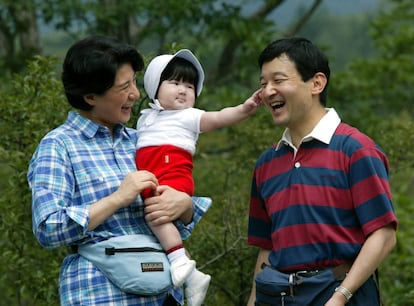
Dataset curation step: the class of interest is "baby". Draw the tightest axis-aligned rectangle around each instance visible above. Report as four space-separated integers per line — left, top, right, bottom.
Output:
136 49 260 306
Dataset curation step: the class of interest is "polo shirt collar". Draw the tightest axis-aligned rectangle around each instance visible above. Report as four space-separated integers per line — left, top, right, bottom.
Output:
276 108 341 150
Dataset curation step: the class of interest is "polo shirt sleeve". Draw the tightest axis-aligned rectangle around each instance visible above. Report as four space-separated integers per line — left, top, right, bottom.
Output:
349 145 398 236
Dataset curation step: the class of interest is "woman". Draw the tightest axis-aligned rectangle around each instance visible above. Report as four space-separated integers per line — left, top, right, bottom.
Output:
27 35 210 305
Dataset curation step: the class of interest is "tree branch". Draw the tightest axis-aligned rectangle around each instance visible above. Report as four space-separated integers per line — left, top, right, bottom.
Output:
283 0 324 37
198 235 244 270
214 0 286 82
254 0 287 19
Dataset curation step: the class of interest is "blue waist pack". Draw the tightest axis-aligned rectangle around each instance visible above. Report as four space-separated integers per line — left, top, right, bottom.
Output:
78 234 172 295
255 264 338 305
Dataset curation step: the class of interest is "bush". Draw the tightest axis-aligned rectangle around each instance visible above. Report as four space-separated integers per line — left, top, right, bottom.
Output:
0 56 70 305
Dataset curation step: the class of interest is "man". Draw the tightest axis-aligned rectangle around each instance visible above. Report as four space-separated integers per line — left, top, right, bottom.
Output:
247 37 397 305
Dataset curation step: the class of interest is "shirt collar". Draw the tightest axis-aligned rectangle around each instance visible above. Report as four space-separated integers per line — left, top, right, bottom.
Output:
276 108 341 150
66 111 131 140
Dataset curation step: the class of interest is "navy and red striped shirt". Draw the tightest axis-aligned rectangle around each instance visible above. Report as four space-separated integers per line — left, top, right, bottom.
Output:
248 109 397 272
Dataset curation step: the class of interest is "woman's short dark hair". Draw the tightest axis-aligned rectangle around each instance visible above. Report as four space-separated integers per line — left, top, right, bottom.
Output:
62 35 144 110
258 37 330 106
155 57 199 99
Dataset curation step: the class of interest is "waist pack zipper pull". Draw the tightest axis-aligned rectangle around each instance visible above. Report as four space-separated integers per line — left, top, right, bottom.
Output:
105 247 116 255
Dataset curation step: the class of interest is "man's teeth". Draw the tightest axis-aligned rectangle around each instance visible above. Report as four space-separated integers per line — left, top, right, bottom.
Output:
270 101 284 109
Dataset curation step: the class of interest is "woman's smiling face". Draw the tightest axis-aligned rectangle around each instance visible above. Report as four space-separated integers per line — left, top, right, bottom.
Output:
82 63 140 133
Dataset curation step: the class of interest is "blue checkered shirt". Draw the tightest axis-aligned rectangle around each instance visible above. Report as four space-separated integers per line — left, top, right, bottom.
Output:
28 111 211 305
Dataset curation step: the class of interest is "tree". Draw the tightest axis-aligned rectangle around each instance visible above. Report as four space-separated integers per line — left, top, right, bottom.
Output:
3 0 413 305
0 0 40 73
1 0 322 79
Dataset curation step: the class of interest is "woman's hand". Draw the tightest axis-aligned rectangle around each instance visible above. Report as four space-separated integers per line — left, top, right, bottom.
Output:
112 170 158 209
144 185 193 226
88 170 157 231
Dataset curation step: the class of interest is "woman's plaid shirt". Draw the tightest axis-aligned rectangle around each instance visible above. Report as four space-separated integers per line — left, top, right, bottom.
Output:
28 111 211 305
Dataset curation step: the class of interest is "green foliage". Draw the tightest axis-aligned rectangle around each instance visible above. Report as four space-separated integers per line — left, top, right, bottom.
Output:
0 56 70 305
374 113 414 306
329 0 414 122
0 1 413 305
328 1 414 304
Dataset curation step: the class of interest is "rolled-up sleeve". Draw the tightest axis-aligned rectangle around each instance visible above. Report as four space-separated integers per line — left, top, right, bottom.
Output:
176 196 212 240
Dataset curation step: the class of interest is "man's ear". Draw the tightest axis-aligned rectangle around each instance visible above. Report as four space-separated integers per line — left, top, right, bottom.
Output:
311 72 327 95
83 94 96 106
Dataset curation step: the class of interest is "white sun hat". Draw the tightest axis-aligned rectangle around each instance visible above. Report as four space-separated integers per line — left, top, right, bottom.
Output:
144 49 205 101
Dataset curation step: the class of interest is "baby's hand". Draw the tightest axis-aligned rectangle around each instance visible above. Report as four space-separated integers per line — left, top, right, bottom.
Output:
251 88 263 105
243 89 263 113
